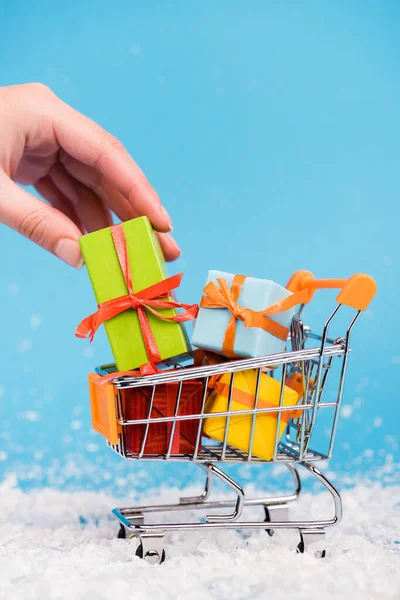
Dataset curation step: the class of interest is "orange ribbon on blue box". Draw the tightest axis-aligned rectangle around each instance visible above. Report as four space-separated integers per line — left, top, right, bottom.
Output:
200 274 310 358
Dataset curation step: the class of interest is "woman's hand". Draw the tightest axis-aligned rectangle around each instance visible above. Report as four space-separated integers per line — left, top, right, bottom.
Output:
0 83 181 267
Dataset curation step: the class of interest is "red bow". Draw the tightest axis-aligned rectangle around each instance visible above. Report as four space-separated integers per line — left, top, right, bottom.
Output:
76 223 198 364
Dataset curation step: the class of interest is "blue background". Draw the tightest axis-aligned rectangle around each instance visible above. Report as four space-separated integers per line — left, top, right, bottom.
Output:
0 0 398 492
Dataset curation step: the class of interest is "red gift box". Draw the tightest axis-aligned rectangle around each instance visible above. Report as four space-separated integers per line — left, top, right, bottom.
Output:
123 380 204 455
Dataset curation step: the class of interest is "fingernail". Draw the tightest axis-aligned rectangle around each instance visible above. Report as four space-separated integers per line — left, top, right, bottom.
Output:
160 206 173 231
167 235 181 256
54 239 84 269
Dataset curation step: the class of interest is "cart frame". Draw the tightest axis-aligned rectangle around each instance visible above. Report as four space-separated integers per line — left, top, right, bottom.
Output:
90 272 376 563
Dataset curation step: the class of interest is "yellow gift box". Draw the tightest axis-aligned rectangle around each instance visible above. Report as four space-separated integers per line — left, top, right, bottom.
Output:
204 369 300 460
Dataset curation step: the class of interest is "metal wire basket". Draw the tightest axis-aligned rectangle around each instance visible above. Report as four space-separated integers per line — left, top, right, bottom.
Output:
88 271 376 563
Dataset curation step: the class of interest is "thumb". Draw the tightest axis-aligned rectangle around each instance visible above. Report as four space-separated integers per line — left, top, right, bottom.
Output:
0 173 83 268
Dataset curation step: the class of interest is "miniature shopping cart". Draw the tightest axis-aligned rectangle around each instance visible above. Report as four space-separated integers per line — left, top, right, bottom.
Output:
88 270 376 563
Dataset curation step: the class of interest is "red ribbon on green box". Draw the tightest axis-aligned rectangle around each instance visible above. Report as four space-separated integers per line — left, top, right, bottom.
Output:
76 223 198 366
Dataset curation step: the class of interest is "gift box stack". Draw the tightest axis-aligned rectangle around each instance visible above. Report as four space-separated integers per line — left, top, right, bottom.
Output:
78 216 302 460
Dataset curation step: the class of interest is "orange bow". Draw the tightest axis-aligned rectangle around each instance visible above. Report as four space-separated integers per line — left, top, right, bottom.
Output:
200 275 310 357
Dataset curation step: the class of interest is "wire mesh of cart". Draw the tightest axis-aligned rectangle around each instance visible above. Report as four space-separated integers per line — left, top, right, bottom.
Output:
88 270 376 563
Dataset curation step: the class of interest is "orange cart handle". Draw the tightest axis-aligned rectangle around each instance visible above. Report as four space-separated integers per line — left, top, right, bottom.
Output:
285 270 377 312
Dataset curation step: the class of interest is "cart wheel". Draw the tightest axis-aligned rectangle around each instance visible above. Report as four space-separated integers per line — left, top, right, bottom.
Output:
297 540 326 558
136 543 166 564
297 529 327 559
117 525 126 539
263 507 274 537
263 504 289 537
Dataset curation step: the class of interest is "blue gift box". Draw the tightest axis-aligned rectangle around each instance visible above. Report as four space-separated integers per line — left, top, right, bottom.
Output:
191 270 295 359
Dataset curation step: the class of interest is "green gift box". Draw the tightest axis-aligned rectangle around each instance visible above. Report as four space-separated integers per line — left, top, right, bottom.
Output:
78 217 193 371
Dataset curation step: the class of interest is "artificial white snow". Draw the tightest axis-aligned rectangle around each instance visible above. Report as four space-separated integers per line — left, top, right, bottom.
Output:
8 282 20 295
129 43 142 55
29 315 41 329
85 443 100 453
22 411 40 422
341 405 353 419
16 338 32 353
355 378 369 393
70 420 83 431
0 478 398 600
83 347 95 358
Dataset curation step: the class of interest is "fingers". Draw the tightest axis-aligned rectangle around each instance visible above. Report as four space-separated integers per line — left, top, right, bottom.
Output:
0 171 83 268
41 90 173 233
35 176 83 232
3 84 181 262
48 163 113 233
60 153 135 222
61 155 181 260
157 232 181 262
